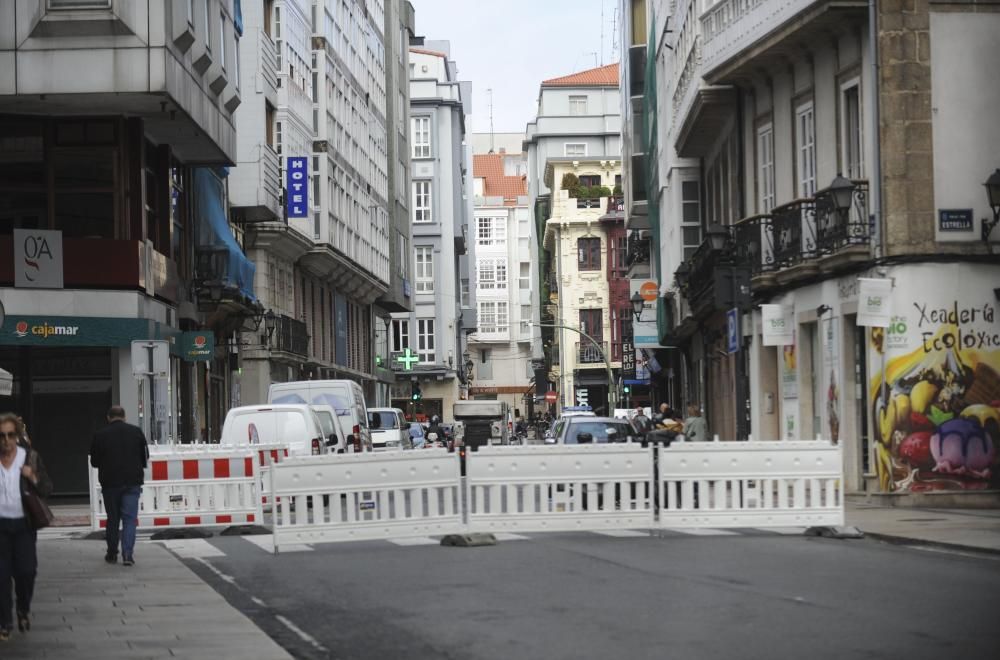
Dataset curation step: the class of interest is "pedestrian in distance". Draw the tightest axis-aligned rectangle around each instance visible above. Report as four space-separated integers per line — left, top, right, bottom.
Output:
408 419 426 449
632 407 652 434
683 404 709 442
0 412 52 641
90 406 149 567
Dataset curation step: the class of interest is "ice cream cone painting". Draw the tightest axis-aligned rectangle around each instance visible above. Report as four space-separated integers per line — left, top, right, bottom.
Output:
869 269 1000 492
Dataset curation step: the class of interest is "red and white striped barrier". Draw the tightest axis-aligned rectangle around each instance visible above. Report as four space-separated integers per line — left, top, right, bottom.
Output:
89 448 263 532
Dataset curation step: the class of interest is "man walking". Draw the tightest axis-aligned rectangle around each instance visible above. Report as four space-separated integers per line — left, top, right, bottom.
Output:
90 406 148 566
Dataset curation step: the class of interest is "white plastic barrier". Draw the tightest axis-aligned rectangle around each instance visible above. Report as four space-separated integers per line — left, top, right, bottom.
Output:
466 445 655 533
89 448 263 531
149 442 290 505
657 440 844 528
270 449 464 551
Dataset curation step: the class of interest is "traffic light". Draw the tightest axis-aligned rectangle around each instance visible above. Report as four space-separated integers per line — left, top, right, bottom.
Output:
623 384 631 394
411 381 422 401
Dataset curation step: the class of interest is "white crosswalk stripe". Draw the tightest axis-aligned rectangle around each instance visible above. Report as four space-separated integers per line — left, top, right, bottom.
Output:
242 534 313 553
664 528 739 536
759 527 806 535
492 532 531 541
388 536 440 546
592 529 650 538
158 538 227 558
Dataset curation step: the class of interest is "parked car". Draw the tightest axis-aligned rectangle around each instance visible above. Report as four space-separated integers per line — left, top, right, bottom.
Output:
268 380 373 452
368 407 412 450
550 416 640 445
312 404 369 453
220 404 330 456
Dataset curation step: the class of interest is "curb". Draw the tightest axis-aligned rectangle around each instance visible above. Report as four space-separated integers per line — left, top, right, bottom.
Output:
863 531 1000 558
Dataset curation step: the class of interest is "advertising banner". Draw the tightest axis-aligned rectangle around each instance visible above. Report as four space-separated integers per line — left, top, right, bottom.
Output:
857 278 893 328
630 279 660 348
781 331 798 399
761 304 794 346
869 264 1000 493
14 229 63 289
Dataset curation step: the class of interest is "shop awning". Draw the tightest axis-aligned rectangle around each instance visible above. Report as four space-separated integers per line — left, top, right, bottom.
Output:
194 168 257 303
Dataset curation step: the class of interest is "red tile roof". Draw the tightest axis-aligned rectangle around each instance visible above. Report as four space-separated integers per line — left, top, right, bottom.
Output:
474 153 527 206
542 62 620 87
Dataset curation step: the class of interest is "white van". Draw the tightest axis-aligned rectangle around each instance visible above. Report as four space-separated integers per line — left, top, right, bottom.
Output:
220 404 329 456
312 404 373 452
268 380 373 452
367 407 411 450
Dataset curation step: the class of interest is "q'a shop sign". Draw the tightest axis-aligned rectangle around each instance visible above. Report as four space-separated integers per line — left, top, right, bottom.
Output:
761 304 794 346
867 263 1000 495
14 229 63 289
286 157 309 218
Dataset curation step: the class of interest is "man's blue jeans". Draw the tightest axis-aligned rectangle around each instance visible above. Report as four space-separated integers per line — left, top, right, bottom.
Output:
102 486 141 559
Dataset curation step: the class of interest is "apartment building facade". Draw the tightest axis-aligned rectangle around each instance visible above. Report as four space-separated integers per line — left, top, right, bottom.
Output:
0 0 252 492
388 42 473 421
468 147 539 417
231 0 414 407
624 0 1000 496
523 63 623 413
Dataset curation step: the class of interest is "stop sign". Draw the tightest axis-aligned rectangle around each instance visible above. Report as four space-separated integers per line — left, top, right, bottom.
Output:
544 391 558 404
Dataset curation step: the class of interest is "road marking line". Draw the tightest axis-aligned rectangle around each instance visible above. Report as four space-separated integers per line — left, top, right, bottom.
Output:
275 614 329 654
250 596 268 607
160 538 226 558
493 533 531 541
760 527 807 535
905 545 1000 562
664 528 738 536
388 536 439 546
193 557 238 585
592 529 650 537
242 534 313 553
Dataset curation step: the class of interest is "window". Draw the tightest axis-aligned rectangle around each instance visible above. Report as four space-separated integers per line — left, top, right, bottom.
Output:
461 278 470 306
391 319 410 352
518 262 530 290
841 83 863 179
569 95 588 115
564 143 587 157
478 258 508 290
609 235 627 276
412 180 431 222
578 174 601 188
417 319 435 362
411 117 431 158
757 123 775 212
219 12 227 69
476 216 506 246
520 304 532 335
397 232 407 276
681 180 701 260
577 237 601 271
415 246 433 293
579 309 603 340
796 101 816 197
478 301 508 334
204 0 211 50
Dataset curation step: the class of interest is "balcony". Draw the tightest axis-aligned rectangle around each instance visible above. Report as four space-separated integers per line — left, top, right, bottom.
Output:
576 197 603 210
272 315 309 357
814 180 871 271
771 198 817 268
230 143 281 222
731 213 775 284
626 232 651 278
606 196 625 214
700 0 869 83
576 341 609 365
259 30 279 96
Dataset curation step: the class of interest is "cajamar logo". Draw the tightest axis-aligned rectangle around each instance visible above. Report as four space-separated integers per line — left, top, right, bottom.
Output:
13 320 79 339
193 335 207 349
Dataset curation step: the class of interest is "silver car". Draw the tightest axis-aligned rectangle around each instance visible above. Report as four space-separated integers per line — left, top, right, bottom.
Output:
551 416 640 445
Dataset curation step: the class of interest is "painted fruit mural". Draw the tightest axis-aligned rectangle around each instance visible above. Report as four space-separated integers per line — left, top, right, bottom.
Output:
870 286 1000 492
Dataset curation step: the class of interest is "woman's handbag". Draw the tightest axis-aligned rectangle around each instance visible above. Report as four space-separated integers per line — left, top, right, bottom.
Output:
20 477 54 530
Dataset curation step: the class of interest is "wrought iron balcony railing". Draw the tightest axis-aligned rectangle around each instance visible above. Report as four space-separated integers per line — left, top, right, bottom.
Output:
576 341 609 365
626 234 650 267
771 198 816 267
814 180 870 255
731 214 774 276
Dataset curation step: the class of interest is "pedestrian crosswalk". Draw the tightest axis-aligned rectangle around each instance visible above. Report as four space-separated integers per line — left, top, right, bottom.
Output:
38 525 810 560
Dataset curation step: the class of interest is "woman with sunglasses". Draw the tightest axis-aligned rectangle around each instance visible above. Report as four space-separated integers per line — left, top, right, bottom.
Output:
0 413 52 641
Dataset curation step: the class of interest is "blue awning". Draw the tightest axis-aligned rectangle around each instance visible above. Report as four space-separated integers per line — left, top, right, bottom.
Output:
194 167 256 302
234 0 244 36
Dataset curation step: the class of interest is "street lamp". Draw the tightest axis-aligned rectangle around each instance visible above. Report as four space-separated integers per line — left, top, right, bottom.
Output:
630 291 645 322
463 349 474 381
982 168 1000 243
706 223 729 252
263 309 277 346
828 173 856 214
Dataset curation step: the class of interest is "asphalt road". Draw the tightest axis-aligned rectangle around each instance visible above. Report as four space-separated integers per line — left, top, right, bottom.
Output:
180 531 999 660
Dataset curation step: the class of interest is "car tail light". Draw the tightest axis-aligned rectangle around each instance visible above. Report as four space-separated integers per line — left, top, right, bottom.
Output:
311 438 321 455
353 424 362 452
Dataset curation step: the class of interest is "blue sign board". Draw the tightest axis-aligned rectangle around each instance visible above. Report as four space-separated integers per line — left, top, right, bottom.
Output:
938 208 973 232
286 157 309 218
726 308 740 354
334 293 348 366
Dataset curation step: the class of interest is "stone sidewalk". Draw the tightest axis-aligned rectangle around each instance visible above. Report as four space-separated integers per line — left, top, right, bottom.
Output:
2 539 292 659
846 501 1000 554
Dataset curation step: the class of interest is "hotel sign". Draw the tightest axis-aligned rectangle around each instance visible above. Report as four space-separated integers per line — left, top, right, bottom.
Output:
286 157 309 218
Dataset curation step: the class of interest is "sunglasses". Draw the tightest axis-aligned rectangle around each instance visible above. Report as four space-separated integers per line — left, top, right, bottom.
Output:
0 431 19 440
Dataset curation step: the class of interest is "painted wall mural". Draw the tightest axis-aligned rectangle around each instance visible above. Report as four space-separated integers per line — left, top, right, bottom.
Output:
870 266 1000 492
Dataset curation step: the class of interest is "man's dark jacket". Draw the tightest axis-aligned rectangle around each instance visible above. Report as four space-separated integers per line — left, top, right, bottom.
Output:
90 420 149 488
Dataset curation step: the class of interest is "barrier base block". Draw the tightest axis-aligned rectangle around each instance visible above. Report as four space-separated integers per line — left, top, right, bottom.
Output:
150 528 213 540
805 525 864 539
440 533 497 547
220 524 270 537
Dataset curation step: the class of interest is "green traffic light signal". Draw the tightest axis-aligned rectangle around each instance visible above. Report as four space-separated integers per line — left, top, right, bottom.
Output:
623 385 631 393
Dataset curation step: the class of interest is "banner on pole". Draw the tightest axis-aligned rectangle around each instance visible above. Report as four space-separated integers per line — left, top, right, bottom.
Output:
857 278 893 327
761 304 794 346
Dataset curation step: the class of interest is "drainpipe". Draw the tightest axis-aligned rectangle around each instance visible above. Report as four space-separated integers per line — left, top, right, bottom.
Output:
868 0 884 261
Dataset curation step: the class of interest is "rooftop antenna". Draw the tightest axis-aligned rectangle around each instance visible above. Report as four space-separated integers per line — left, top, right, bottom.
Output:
487 88 495 154
599 0 605 66
585 51 598 68
611 4 619 62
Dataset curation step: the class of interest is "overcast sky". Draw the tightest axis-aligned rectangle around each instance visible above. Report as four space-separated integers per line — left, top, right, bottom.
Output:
410 0 618 136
